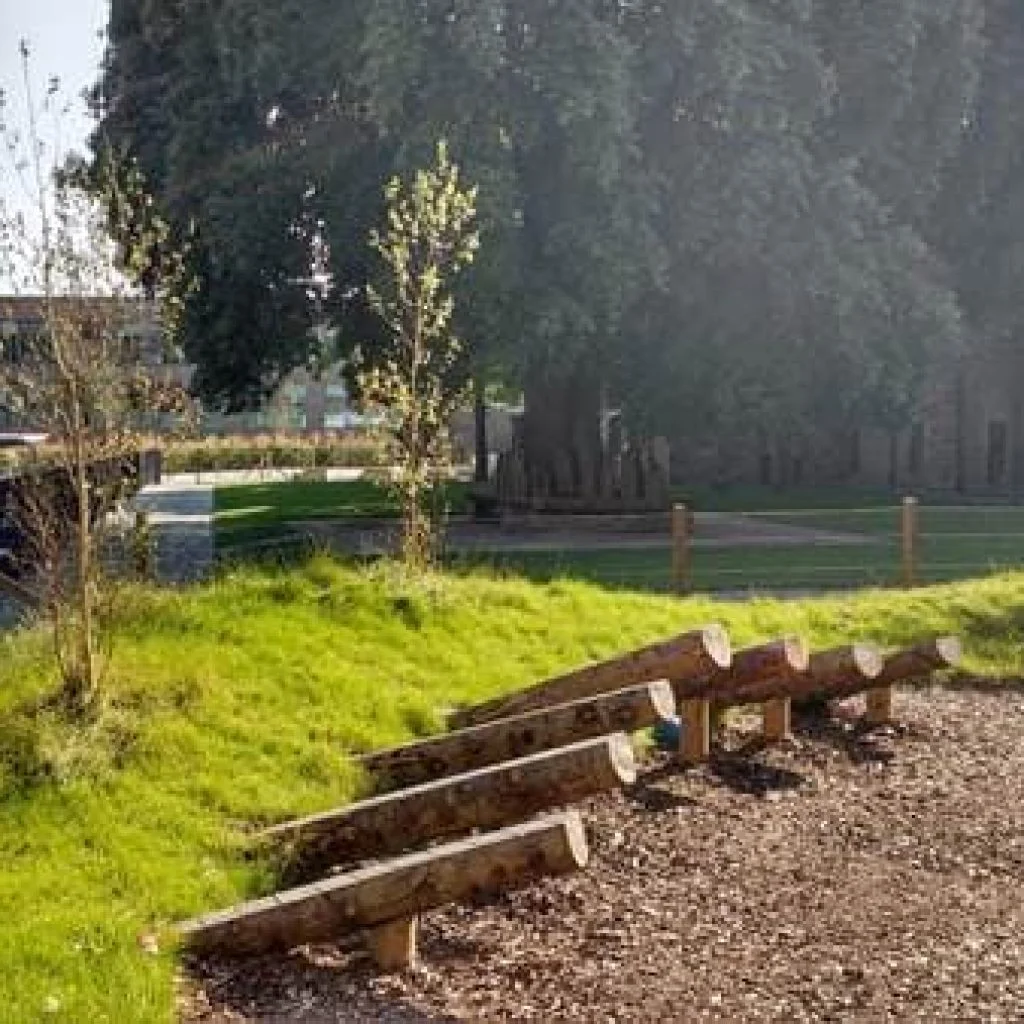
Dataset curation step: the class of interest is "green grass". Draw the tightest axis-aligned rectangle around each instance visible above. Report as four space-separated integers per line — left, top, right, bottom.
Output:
217 482 1024 591
3 558 1024 1020
214 479 472 547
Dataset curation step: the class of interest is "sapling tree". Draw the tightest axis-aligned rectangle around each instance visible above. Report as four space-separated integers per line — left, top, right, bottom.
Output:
0 43 189 712
359 142 479 567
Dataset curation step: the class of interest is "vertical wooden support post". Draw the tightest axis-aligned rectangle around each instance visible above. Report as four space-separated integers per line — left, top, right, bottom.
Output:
679 699 710 765
762 697 791 742
365 915 418 971
671 503 691 594
901 496 918 588
865 687 893 726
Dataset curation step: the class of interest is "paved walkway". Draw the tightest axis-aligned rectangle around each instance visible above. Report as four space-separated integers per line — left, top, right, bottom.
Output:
135 483 214 583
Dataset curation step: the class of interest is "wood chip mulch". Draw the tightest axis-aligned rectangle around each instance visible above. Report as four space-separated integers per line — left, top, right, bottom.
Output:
180 683 1024 1022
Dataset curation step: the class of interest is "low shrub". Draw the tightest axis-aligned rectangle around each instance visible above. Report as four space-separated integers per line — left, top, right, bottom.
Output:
160 433 387 474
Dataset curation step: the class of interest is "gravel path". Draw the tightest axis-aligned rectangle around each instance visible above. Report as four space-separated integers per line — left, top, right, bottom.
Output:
181 684 1024 1022
136 483 214 583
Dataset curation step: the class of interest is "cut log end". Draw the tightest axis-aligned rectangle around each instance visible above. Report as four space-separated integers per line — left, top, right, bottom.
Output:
606 731 639 786
809 642 884 682
564 811 590 869
647 679 677 721
934 636 963 668
702 623 733 672
781 635 810 674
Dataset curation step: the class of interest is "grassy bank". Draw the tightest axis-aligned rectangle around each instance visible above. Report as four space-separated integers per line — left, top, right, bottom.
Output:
2 559 1024 1021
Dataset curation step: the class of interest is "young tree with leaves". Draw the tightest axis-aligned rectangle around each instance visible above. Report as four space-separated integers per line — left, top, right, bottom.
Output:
0 44 188 712
359 142 478 568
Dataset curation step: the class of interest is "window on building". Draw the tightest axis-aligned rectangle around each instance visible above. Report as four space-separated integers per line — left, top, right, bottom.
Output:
987 420 1008 487
909 423 925 477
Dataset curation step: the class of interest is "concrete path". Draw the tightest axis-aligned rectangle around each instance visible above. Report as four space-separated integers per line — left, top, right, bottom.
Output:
135 483 214 583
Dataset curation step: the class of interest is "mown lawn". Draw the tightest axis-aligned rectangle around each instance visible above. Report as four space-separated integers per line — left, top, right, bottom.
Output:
214 479 472 547
4 558 1024 1022
216 481 1024 591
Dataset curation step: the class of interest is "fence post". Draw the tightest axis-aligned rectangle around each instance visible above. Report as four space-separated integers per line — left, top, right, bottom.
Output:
901 496 918 588
671 502 691 594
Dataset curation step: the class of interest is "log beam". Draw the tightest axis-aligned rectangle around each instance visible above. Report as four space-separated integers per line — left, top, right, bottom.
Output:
180 811 590 959
721 643 884 707
269 734 635 883
362 680 675 792
802 637 962 706
449 626 731 728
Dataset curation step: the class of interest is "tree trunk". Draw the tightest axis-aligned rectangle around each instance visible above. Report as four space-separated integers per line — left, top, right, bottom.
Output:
363 680 675 791
450 625 731 728
181 811 589 958
473 376 488 484
522 362 603 505
269 733 635 883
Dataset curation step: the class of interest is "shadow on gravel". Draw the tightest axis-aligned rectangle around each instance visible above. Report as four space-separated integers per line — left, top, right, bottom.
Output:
705 749 805 795
186 950 459 1023
935 670 1024 694
625 779 700 813
790 709 897 766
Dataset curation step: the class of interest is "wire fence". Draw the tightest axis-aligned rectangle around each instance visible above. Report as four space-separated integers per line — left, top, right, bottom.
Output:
214 497 1024 595
459 500 1024 594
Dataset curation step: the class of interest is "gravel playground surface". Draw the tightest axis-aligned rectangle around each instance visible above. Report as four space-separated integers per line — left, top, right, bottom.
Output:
181 684 1024 1023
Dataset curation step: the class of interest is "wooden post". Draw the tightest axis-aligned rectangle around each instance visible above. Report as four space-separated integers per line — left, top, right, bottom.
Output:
671 503 691 594
365 916 418 971
363 680 677 792
864 687 893 726
180 811 589 959
762 697 791 741
679 699 711 765
901 496 918 588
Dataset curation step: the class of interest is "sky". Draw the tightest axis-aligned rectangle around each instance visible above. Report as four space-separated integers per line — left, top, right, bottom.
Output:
0 0 109 288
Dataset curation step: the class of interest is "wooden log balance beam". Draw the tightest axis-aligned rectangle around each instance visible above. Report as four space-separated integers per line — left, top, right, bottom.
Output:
362 680 676 792
813 636 962 724
675 638 808 763
449 625 732 729
268 733 635 884
180 810 589 965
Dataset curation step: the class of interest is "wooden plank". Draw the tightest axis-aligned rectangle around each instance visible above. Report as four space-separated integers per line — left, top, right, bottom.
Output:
449 626 732 728
362 680 676 792
269 733 635 883
180 811 589 958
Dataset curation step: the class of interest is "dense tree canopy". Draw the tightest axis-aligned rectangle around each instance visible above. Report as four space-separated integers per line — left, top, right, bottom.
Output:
89 0 1020 458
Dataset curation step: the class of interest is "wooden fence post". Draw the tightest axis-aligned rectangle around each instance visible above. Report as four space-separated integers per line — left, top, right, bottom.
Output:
901 496 918 588
671 503 691 594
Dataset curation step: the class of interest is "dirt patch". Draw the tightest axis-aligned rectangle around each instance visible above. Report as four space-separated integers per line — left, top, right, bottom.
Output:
180 685 1024 1022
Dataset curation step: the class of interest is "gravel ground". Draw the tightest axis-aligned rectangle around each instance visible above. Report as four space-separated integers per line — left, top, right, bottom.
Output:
181 684 1024 1022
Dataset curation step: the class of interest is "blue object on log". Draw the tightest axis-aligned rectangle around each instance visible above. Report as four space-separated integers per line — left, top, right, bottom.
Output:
652 715 682 751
